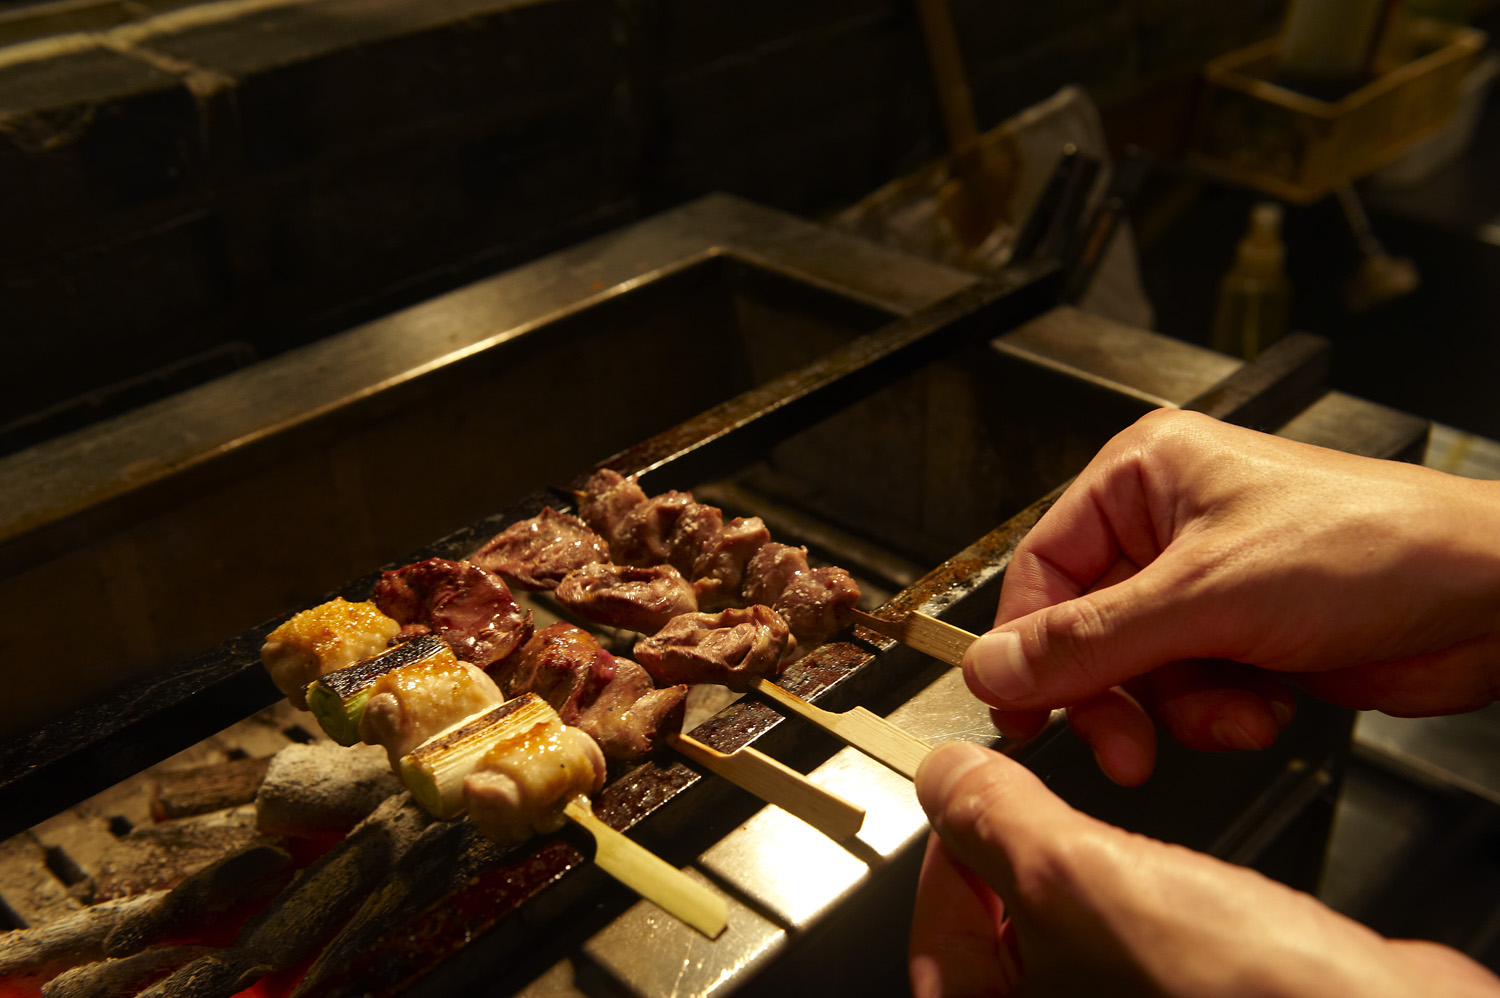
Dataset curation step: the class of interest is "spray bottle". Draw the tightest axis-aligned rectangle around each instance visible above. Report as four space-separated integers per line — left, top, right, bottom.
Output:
1211 202 1292 360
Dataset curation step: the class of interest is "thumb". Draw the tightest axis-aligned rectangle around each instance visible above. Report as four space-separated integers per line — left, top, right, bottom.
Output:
965 564 1213 709
915 741 1085 900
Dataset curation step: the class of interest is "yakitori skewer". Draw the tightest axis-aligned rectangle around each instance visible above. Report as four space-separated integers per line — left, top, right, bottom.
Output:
402 696 728 939
748 679 932 781
563 798 727 938
667 732 865 840
305 627 864 840
850 608 977 669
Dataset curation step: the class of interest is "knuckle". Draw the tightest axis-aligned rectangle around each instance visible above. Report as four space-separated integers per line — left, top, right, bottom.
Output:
1034 600 1114 684
944 762 1014 835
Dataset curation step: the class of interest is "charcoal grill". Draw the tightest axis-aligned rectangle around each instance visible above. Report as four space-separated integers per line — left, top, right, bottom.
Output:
0 195 1430 997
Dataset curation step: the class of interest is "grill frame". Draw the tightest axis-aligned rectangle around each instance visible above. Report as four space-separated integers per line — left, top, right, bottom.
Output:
0 195 1432 998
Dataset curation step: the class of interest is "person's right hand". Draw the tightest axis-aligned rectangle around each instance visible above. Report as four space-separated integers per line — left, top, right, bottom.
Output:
965 410 1500 784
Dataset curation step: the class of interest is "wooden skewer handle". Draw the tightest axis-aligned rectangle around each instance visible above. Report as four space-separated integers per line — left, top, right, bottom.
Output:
749 680 932 781
669 733 866 841
852 608 978 669
564 798 728 939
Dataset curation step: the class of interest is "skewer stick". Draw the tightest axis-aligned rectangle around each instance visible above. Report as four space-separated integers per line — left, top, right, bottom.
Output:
748 680 931 780
563 797 729 939
667 733 866 841
851 608 978 669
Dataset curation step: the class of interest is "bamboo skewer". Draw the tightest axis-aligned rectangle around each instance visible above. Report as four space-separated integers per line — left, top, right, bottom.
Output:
748 679 932 781
850 608 978 669
563 798 729 939
667 733 866 841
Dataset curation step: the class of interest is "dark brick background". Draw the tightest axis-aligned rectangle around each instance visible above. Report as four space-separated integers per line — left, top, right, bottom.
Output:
0 0 1285 437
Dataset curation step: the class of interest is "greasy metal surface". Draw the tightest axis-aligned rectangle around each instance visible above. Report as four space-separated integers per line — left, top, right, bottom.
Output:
1355 705 1500 806
995 304 1238 407
1183 331 1333 430
696 747 919 926
580 870 785 998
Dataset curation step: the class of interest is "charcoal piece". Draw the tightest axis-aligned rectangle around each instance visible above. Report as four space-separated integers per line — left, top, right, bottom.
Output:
254 742 401 839
42 944 216 998
132 953 267 998
234 794 432 970
0 891 165 977
102 843 293 957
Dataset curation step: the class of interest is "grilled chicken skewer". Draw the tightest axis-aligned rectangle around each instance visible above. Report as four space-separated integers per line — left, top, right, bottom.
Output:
401 695 728 939
300 615 865 841
539 471 936 780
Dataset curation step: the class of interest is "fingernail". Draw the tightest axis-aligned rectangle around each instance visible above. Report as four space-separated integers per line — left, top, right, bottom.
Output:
1269 699 1294 728
915 741 992 814
1211 719 1262 751
967 631 1036 702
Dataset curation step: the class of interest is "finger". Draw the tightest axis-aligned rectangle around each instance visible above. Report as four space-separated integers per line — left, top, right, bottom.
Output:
989 707 1052 741
1295 633 1500 716
1063 688 1157 786
1138 660 1296 752
915 741 1083 901
996 435 1174 628
1387 939 1500 993
963 558 1226 710
909 832 1016 998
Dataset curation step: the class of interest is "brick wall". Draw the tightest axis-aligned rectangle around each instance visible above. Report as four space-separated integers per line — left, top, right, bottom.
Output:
0 0 1285 436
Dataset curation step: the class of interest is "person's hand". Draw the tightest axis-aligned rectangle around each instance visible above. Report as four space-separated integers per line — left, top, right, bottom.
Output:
909 740 1500 998
965 409 1500 784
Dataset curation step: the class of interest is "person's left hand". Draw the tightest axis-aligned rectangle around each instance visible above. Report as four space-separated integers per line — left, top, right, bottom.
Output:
909 740 1500 998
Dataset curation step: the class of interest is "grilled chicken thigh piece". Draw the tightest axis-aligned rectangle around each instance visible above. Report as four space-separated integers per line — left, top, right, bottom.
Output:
462 709 606 846
359 643 504 767
261 598 401 709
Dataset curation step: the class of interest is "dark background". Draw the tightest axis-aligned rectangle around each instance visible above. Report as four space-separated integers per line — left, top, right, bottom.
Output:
0 0 1495 438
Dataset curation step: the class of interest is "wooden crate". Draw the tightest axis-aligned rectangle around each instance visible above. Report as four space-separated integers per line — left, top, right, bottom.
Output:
1190 21 1484 203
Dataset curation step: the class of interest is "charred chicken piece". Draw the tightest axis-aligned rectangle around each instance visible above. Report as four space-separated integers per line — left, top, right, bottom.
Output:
373 558 533 669
399 695 605 843
500 623 686 759
633 605 795 691
690 515 770 610
613 489 695 567
470 507 609 592
260 598 402 710
742 543 861 649
554 562 699 634
576 468 646 551
774 566 861 649
662 501 724 576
